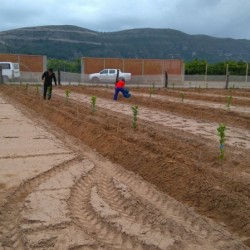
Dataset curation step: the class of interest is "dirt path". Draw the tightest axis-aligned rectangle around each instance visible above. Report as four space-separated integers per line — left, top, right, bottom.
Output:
0 86 250 249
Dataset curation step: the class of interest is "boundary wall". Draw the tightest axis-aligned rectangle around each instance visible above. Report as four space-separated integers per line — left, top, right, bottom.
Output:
81 57 184 77
0 53 47 73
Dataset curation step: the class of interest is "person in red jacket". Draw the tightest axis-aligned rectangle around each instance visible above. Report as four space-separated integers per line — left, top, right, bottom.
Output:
113 77 131 100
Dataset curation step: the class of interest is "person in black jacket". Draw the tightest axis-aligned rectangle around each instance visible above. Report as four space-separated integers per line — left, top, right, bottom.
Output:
42 68 57 100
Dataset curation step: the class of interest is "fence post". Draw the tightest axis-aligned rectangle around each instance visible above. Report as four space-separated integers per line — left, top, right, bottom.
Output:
225 64 229 89
164 72 168 88
0 66 3 84
115 69 119 85
246 63 249 82
205 63 208 82
225 72 229 89
58 69 61 85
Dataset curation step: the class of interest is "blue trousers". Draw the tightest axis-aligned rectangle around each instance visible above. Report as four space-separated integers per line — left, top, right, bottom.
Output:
113 88 126 100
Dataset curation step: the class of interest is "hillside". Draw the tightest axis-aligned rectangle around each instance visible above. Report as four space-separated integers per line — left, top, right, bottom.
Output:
0 25 250 63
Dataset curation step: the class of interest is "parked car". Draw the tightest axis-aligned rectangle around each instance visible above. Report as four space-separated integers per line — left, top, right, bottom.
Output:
0 62 20 82
89 69 131 83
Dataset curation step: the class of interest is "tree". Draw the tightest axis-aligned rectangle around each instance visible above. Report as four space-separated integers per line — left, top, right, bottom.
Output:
48 58 81 73
185 59 249 75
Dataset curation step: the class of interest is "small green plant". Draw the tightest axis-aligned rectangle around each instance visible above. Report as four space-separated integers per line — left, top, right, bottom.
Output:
226 95 233 109
149 83 155 97
65 89 70 102
189 82 191 88
206 83 208 89
78 81 80 86
24 83 28 91
172 82 175 88
217 124 226 161
132 105 139 128
180 92 185 102
36 84 39 94
69 82 71 86
91 96 97 113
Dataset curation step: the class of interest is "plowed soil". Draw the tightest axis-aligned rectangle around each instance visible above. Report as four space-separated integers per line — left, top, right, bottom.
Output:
0 84 249 250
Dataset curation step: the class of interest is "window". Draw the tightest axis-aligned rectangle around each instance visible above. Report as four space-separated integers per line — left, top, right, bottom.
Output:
109 69 115 74
100 69 108 74
13 63 19 70
0 63 11 69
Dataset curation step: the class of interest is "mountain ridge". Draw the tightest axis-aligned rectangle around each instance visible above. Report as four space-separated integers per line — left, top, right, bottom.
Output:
0 25 250 63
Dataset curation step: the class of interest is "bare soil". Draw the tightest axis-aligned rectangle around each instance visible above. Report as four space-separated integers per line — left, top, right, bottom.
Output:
0 84 249 249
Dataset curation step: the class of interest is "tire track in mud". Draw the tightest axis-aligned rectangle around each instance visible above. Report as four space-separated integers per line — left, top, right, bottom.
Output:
54 90 250 150
0 156 82 249
70 168 151 250
69 163 248 250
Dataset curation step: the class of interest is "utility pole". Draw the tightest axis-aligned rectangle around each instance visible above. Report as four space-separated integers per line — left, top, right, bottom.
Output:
205 63 208 82
57 69 61 85
225 64 229 89
246 62 249 82
0 66 3 84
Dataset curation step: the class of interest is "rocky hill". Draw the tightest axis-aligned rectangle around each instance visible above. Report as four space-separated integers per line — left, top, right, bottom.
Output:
0 25 250 63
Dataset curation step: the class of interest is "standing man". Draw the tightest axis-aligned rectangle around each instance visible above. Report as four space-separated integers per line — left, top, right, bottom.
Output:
42 68 57 100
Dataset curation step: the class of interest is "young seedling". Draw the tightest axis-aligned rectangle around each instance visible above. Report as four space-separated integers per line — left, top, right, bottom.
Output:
172 82 175 88
36 84 40 95
149 83 156 98
91 95 97 113
217 123 226 161
189 82 191 88
132 105 139 128
180 92 185 102
65 89 70 102
226 95 233 109
25 83 28 90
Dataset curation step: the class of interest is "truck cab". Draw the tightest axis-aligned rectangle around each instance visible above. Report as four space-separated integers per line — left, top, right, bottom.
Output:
0 62 20 82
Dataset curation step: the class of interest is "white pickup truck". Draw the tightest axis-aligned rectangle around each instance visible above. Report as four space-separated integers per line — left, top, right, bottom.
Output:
89 69 131 83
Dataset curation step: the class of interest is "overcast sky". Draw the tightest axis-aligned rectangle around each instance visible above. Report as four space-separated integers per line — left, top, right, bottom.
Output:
0 0 250 40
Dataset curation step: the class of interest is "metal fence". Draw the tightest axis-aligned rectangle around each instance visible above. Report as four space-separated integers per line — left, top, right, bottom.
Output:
1 71 250 89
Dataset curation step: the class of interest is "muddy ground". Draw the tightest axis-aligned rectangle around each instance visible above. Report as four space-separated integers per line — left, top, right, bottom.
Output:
0 84 249 249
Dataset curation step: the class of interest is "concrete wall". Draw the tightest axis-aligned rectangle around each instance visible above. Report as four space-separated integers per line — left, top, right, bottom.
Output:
82 57 184 76
0 53 47 72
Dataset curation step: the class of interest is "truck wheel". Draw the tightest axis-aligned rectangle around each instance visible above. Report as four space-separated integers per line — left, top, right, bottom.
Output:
91 77 99 84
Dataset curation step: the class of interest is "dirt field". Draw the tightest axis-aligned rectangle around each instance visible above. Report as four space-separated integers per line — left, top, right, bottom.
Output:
0 84 249 249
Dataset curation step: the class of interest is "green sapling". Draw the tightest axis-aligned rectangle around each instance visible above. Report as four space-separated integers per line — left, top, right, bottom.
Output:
91 96 97 113
65 89 70 102
132 105 139 128
226 95 233 109
217 123 226 161
180 92 185 102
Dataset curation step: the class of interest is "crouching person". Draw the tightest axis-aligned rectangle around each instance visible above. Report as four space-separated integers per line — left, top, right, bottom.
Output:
113 77 131 101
